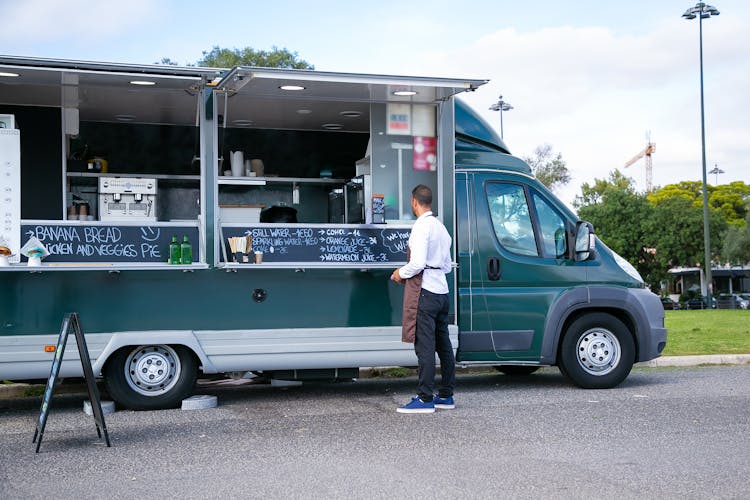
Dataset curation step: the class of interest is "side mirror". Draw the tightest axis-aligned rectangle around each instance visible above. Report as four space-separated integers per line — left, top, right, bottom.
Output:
574 221 596 262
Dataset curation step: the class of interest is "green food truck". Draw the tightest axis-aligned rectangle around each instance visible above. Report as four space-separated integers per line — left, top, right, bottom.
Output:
0 56 666 409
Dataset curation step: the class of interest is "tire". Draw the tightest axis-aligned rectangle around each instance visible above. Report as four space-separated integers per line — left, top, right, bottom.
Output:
493 366 541 376
103 344 197 410
558 313 635 389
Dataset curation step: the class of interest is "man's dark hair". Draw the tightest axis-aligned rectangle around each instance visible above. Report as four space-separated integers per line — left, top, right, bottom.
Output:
411 184 432 207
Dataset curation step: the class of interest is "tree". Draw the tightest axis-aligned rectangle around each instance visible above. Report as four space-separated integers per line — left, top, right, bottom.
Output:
648 180 750 227
156 57 179 66
197 46 313 69
574 169 635 208
721 207 750 265
523 144 570 192
577 186 658 288
575 171 745 291
646 196 726 272
709 181 750 227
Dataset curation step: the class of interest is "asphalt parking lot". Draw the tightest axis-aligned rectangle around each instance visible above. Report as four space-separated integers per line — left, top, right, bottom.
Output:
1 364 749 499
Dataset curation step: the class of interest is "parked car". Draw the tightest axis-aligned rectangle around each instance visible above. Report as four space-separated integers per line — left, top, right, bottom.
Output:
717 293 749 310
734 294 749 310
685 296 717 310
661 297 681 310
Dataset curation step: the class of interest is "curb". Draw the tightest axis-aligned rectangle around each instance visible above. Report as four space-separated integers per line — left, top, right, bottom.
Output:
2 355 748 400
635 353 750 368
0 380 105 400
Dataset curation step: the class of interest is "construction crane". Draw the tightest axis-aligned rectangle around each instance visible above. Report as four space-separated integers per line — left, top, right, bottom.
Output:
624 138 656 192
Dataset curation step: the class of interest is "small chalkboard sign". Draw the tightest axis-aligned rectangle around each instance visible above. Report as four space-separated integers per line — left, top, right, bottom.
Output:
20 223 200 263
221 224 411 264
372 195 385 224
33 312 111 453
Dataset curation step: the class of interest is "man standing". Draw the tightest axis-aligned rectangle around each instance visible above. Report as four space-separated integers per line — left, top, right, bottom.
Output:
391 184 455 414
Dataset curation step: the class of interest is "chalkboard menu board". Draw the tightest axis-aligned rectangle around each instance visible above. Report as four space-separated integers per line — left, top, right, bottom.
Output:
20 223 200 263
221 224 411 264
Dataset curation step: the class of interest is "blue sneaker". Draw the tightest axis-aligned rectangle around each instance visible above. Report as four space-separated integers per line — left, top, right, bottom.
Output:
434 396 455 409
397 396 435 414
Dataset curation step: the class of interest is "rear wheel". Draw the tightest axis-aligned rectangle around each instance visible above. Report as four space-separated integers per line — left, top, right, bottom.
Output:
493 366 540 376
104 344 197 410
558 313 635 389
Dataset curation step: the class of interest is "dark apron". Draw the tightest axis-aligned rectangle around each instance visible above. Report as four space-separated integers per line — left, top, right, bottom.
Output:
401 246 422 344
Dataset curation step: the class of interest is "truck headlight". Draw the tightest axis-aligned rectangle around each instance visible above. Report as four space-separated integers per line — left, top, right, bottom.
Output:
613 252 644 283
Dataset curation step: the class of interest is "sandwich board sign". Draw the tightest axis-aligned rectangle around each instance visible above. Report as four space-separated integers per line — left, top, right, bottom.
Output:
33 312 111 452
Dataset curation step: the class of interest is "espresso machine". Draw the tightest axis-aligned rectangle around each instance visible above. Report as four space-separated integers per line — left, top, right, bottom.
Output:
99 176 157 222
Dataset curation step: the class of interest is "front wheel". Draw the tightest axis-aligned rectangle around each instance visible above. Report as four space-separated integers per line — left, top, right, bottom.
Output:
104 344 197 410
558 313 635 389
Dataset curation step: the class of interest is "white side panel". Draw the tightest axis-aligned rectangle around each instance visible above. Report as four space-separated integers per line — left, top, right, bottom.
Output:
0 326 459 380
0 333 112 380
194 325 458 372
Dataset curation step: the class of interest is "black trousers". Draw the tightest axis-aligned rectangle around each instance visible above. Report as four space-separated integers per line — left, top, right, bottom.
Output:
414 288 455 402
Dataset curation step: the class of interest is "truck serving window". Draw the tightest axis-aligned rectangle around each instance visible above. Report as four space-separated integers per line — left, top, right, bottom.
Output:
485 183 538 256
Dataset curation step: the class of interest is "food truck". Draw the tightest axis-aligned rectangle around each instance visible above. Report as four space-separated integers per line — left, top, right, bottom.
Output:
0 56 666 409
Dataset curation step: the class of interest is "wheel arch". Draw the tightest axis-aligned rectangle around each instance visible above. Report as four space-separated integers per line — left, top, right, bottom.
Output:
553 307 638 366
540 286 646 366
92 330 217 377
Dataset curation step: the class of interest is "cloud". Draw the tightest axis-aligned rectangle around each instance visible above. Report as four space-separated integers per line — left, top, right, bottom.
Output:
400 14 750 205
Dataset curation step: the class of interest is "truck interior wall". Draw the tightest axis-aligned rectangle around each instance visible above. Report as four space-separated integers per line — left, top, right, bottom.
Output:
69 121 198 175
218 184 329 223
369 103 439 221
0 105 62 220
219 128 369 179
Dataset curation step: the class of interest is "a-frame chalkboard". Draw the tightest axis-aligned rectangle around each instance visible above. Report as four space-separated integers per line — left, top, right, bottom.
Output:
33 312 111 452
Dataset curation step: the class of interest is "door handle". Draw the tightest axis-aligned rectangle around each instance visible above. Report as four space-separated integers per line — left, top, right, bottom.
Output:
487 257 501 281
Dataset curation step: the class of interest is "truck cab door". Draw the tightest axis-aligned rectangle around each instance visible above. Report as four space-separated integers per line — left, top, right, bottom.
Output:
457 171 582 362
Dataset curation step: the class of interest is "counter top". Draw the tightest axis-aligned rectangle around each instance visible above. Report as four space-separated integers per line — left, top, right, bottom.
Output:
23 219 200 226
0 262 209 272
218 262 401 271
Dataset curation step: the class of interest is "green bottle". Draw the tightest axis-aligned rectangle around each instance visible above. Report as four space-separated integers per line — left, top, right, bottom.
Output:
180 236 193 264
169 236 181 265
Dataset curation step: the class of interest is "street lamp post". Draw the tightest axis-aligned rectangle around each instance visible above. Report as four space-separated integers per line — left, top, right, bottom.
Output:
708 164 724 185
683 2 719 305
489 95 513 139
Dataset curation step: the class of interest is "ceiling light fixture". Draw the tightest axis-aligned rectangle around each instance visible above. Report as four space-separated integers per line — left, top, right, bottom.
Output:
296 109 313 115
279 85 306 91
232 119 254 127
322 123 343 130
129 80 156 86
339 110 362 118
114 114 136 122
392 90 417 96
0 72 20 78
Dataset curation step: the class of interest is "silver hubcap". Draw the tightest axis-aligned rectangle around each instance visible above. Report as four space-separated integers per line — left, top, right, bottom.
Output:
124 345 181 396
576 328 621 376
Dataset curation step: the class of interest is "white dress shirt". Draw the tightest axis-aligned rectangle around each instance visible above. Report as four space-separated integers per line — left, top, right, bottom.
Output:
398 211 452 294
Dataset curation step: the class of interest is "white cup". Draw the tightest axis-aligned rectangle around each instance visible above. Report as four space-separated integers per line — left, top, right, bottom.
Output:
230 151 244 177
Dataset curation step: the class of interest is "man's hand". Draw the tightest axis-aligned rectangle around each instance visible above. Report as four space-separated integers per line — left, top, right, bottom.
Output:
391 269 404 284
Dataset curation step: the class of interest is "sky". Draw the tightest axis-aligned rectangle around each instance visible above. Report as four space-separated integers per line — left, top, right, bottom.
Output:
1 0 748 207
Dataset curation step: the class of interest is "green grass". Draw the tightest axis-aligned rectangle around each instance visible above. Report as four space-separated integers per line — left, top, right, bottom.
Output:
366 367 415 378
663 309 750 356
23 386 45 397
